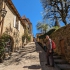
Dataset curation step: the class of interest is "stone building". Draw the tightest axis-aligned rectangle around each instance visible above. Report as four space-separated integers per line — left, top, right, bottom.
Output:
0 0 26 52
50 24 70 63
22 16 33 42
36 33 44 42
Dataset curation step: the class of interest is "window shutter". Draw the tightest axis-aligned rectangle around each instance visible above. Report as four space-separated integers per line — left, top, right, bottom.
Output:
13 16 16 27
18 21 20 31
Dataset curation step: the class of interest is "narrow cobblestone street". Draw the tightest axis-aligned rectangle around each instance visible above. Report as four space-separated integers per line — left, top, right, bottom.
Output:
0 42 60 70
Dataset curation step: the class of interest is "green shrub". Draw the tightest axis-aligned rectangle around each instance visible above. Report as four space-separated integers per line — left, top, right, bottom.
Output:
1 33 10 42
0 39 5 57
22 34 31 43
0 33 10 57
27 35 31 42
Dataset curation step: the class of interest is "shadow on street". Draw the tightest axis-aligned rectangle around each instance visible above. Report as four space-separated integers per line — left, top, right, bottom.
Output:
35 42 47 70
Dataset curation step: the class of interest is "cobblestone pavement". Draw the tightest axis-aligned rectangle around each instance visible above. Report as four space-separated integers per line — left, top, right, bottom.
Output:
0 42 60 70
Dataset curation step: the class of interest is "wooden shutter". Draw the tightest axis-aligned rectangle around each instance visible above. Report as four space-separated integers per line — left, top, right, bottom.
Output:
18 21 20 31
13 16 16 27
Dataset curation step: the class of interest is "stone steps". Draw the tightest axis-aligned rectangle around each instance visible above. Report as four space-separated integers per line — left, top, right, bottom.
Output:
57 64 70 70
53 56 61 59
54 59 67 64
53 53 70 70
38 42 70 70
53 53 67 64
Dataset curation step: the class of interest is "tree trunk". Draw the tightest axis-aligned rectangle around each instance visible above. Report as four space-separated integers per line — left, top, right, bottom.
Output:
62 19 67 25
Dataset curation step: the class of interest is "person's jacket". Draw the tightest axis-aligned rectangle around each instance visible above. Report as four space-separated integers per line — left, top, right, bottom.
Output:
45 38 52 51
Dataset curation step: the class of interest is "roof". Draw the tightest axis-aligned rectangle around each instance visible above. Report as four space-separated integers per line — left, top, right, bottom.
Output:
22 16 28 22
27 18 32 25
6 0 26 27
22 16 32 25
36 33 44 37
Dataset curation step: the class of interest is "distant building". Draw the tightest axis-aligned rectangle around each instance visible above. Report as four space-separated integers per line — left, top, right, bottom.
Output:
36 33 43 42
22 16 33 42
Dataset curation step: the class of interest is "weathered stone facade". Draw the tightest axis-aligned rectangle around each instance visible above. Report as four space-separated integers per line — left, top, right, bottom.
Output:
0 0 25 52
50 24 70 63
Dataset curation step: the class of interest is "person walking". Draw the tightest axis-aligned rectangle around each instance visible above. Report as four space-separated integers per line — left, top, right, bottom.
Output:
45 35 54 67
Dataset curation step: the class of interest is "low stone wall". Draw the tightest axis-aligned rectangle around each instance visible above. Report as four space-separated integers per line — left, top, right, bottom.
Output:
50 24 70 63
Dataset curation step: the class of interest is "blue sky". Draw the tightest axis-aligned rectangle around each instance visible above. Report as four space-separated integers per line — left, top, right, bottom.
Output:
12 0 43 37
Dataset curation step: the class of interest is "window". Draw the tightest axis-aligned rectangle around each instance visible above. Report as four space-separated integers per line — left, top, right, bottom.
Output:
15 21 18 30
13 16 16 27
13 16 20 31
18 21 20 31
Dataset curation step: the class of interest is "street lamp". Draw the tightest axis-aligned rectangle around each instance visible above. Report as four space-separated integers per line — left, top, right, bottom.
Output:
0 0 7 23
0 8 7 25
0 1 7 36
0 8 7 18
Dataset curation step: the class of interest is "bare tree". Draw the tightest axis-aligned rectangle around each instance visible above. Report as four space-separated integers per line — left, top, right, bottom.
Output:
41 0 70 25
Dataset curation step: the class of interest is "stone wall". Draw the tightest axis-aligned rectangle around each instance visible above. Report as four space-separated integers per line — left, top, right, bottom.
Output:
50 24 70 63
2 1 24 52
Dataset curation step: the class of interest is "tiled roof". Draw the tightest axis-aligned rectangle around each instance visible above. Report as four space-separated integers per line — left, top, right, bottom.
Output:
22 16 32 25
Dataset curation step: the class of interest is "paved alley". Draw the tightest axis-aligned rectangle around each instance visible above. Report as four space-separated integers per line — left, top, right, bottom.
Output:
0 42 60 70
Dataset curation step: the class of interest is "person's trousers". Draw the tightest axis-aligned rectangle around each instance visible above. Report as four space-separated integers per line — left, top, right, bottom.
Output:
46 50 54 66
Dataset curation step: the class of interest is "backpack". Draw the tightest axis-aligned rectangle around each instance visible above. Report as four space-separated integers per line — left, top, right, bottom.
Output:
52 40 56 49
